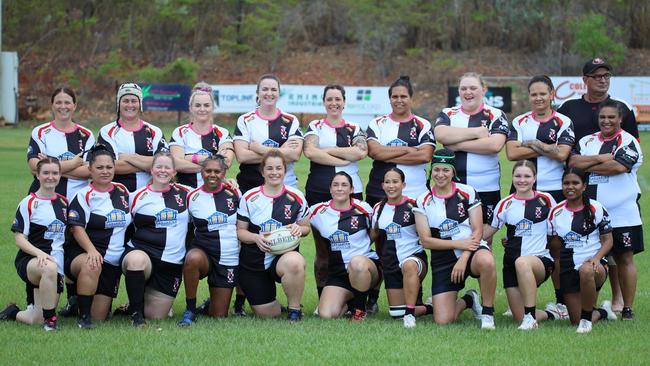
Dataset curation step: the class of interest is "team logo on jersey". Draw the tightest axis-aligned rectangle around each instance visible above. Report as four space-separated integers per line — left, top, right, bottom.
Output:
68 209 80 220
58 151 76 161
588 173 609 185
207 211 229 231
350 216 359 230
262 139 279 148
284 205 293 219
622 146 638 159
329 230 351 250
120 196 129 209
480 119 489 128
155 208 178 228
515 219 533 237
280 125 288 139
387 138 407 147
226 198 234 210
403 211 411 223
622 232 632 247
227 268 235 284
212 139 218 151
45 219 65 240
439 219 460 238
146 137 154 151
260 219 282 233
386 222 402 240
174 194 184 207
548 128 556 142
457 203 466 217
105 209 128 228
410 126 417 140
535 207 543 219
563 231 584 248
79 139 84 152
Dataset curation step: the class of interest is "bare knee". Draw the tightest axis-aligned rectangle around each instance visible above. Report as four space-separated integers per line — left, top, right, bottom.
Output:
349 257 370 274
281 253 305 275
402 261 419 277
124 252 148 270
579 264 595 280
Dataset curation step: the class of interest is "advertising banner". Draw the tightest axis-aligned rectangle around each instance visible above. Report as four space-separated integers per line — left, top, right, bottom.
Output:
142 84 192 112
447 87 512 112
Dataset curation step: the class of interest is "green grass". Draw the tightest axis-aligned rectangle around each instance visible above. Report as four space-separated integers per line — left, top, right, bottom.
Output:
1 125 649 365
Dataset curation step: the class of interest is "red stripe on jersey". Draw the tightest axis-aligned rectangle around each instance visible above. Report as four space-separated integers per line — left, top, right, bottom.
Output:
107 124 118 138
214 126 223 138
422 192 433 206
516 115 528 125
244 187 262 201
314 119 323 128
286 190 303 205
495 194 515 218
535 191 552 207
456 188 470 200
186 187 201 209
225 185 240 198
130 189 148 211
553 116 563 127
179 124 189 138
309 202 328 219
77 125 92 137
352 203 370 218
36 123 50 140
174 184 190 192
27 194 36 218
145 124 156 139
486 108 494 121
56 193 68 205
114 182 129 194
85 187 94 205
281 113 294 123
414 117 424 129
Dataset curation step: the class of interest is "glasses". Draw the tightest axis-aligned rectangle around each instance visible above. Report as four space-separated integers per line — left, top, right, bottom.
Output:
587 73 612 81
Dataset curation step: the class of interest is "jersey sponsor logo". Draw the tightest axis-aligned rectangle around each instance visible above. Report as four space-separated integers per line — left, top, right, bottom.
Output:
622 146 638 159
262 139 280 148
105 209 128 228
207 211 229 231
588 173 609 185
68 209 80 220
45 219 65 240
260 219 282 233
196 148 212 156
385 222 402 240
515 219 533 236
553 208 563 217
563 231 584 248
174 194 184 207
329 230 351 250
58 151 76 161
387 138 407 147
438 219 460 238
155 208 178 228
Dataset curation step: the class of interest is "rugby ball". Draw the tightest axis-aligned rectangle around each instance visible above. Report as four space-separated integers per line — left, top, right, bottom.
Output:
266 226 300 255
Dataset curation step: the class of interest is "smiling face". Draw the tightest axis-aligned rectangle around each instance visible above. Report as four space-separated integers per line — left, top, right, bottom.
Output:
262 156 286 187
151 155 176 186
562 173 586 202
528 81 554 115
201 159 226 190
324 89 345 119
51 92 77 122
37 163 61 190
389 86 412 117
330 174 353 204
431 164 454 190
512 165 536 195
257 78 280 108
119 95 141 121
598 106 622 137
382 170 405 201
89 155 115 187
190 93 213 123
458 76 485 113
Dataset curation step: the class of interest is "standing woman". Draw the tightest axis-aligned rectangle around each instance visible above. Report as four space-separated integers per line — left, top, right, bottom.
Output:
179 155 241 325
370 168 432 328
311 172 381 322
366 76 434 207
303 84 367 299
98 83 168 192
122 151 190 326
434 73 509 239
65 144 131 328
483 161 559 330
236 150 310 321
170 82 235 188
10 158 66 331
413 149 497 330
233 74 303 193
569 100 644 320
548 168 616 333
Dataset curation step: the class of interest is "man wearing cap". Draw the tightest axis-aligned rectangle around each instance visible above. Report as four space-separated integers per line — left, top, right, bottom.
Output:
558 58 639 141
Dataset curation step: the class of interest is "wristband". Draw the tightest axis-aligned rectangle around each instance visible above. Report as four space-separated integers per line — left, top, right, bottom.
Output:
191 154 199 164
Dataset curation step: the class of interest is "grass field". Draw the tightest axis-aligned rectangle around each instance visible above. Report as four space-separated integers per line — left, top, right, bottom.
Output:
0 124 649 365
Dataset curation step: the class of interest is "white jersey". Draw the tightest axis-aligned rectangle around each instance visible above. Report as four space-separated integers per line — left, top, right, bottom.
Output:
365 114 434 199
187 184 241 266
304 119 364 194
169 123 233 188
434 104 509 192
574 130 643 227
508 111 575 191
67 182 132 266
371 197 424 273
491 191 556 261
129 184 190 264
310 199 378 277
98 120 168 192
548 200 612 271
27 121 95 200
237 185 309 270
233 109 303 190
12 193 68 274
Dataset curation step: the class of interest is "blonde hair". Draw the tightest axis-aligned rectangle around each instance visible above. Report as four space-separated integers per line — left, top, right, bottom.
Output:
459 72 488 90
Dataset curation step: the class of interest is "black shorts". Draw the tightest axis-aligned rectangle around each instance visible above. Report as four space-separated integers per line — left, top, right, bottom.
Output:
502 255 554 289
238 256 282 306
430 247 488 296
326 258 382 292
383 251 428 289
96 262 122 298
122 247 183 297
610 225 644 255
206 260 238 289
15 255 64 294
477 190 501 225
306 190 363 207
560 259 608 294
63 245 84 280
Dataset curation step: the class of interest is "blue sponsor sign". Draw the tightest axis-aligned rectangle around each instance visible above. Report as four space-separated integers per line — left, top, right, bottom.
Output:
142 84 191 112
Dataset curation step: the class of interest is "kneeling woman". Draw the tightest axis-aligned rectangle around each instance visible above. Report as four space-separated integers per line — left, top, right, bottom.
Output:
179 155 241 325
548 167 615 333
311 172 381 322
483 160 558 330
236 150 310 321
11 158 66 331
122 151 190 326
414 149 497 329
370 168 431 328
66 145 131 328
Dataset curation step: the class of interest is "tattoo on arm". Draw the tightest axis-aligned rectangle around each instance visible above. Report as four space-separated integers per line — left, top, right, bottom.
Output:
304 135 320 149
352 135 367 151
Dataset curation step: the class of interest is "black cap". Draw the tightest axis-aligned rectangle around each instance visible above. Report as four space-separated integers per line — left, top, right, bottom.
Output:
582 58 612 75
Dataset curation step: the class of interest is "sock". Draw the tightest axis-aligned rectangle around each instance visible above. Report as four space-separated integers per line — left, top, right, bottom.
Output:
581 309 592 321
77 295 93 317
545 311 556 320
125 270 145 314
66 282 77 299
234 294 246 310
405 305 415 316
351 288 369 311
367 288 379 304
461 294 473 309
524 306 536 319
43 308 56 319
186 298 197 313
317 286 323 298
26 283 34 306
424 304 434 315
482 306 494 316
596 308 608 321
555 288 564 304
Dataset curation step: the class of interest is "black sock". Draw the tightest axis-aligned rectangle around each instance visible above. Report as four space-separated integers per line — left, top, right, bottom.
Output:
581 309 592 321
545 311 556 320
77 295 93 317
66 282 77 299
461 294 473 309
186 298 197 313
524 306 536 319
234 294 245 309
26 283 34 305
405 305 415 316
43 308 56 319
317 286 323 298
424 304 434 315
555 288 564 304
351 288 369 311
368 288 379 303
482 306 494 316
125 270 145 314
596 308 608 321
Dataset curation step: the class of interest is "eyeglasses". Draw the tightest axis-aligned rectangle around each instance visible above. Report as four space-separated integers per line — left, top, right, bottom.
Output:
587 73 612 81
